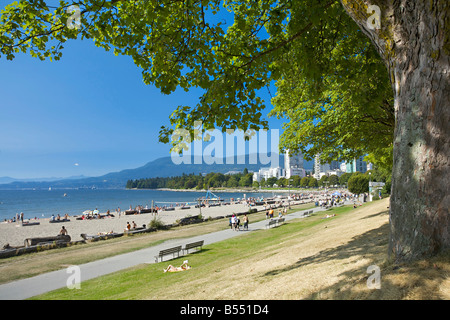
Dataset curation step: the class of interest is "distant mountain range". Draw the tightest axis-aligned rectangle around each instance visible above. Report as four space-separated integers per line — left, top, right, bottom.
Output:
0 175 88 184
0 153 314 190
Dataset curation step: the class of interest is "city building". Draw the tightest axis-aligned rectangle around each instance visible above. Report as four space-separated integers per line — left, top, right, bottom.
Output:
346 156 367 173
330 160 341 170
313 153 347 179
253 167 285 182
314 154 330 179
284 149 306 179
327 169 344 177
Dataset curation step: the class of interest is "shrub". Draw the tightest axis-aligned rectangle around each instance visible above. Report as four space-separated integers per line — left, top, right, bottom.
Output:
348 174 369 194
148 217 165 230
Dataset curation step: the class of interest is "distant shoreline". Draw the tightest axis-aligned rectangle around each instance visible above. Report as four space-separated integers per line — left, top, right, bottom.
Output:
154 188 278 193
124 187 277 193
134 187 348 194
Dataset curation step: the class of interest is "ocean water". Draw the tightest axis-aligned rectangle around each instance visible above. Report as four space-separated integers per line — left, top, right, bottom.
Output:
0 189 286 221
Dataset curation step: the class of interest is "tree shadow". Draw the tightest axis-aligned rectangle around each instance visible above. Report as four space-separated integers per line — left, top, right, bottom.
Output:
259 212 449 299
262 223 390 278
360 209 389 220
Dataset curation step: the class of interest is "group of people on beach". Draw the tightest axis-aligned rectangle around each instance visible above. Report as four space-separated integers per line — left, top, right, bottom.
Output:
314 193 354 208
3 212 26 223
51 213 69 221
125 221 138 231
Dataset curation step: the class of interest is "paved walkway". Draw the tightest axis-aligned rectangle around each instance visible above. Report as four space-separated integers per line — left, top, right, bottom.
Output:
0 206 326 300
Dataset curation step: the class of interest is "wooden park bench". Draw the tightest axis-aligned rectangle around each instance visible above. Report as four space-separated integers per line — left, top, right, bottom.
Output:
155 245 182 263
266 219 277 229
183 240 204 254
266 217 286 229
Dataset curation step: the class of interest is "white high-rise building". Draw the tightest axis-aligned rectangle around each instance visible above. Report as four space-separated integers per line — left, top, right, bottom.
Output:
253 167 285 182
284 149 306 179
314 153 331 179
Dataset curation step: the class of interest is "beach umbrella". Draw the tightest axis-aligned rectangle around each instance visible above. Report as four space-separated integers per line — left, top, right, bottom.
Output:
332 191 342 196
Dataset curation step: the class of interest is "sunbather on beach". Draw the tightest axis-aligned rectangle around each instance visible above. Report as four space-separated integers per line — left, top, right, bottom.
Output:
59 226 68 235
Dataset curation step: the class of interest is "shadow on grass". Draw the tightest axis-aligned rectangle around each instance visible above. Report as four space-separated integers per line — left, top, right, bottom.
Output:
262 223 390 278
184 248 211 256
360 209 389 220
259 210 449 299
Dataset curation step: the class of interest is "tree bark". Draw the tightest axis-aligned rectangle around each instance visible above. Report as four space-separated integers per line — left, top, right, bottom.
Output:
341 0 450 262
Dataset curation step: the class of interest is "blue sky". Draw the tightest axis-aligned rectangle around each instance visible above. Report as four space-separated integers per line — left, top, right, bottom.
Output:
0 35 285 179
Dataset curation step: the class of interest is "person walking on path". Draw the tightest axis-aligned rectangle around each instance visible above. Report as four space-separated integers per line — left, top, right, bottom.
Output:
243 214 249 230
231 214 237 231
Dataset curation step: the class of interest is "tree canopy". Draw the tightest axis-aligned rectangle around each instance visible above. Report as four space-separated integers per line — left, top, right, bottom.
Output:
0 0 393 172
2 0 448 262
269 12 394 170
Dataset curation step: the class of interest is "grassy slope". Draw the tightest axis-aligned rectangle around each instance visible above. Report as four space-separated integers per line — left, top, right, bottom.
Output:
0 203 314 284
32 198 450 300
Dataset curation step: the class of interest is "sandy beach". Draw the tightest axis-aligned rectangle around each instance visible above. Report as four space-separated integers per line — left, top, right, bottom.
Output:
0 201 294 248
0 188 346 249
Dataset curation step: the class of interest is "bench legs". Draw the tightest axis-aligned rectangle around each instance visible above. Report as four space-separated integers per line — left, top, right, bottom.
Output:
155 251 181 263
183 246 202 255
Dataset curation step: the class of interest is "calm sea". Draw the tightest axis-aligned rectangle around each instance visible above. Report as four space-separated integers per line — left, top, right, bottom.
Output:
0 189 287 221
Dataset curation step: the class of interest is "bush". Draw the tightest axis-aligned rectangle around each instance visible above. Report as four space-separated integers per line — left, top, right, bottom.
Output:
347 174 369 194
381 179 391 195
148 217 165 230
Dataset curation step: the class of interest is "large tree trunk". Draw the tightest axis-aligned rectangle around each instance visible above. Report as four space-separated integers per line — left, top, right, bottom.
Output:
341 0 450 262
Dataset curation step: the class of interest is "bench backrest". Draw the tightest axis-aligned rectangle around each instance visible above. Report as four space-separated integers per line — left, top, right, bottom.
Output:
159 246 182 255
185 240 204 249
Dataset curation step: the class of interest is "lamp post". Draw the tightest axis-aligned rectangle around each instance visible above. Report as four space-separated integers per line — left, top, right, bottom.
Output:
324 180 329 192
197 198 202 216
288 178 293 209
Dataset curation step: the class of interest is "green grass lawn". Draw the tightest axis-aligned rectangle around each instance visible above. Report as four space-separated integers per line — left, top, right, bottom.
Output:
32 204 356 300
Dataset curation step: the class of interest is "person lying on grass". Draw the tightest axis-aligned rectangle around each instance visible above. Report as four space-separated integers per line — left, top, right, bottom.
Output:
164 260 191 273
